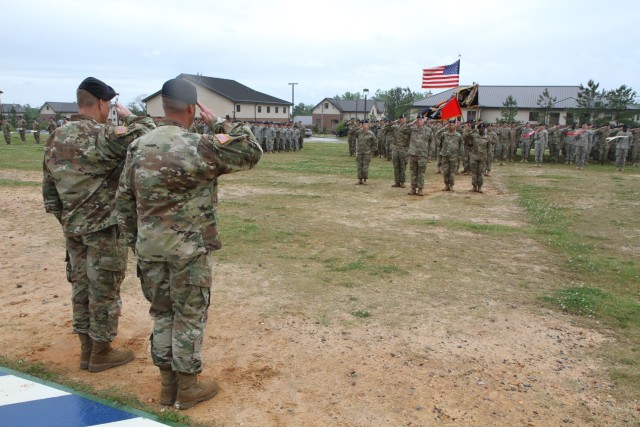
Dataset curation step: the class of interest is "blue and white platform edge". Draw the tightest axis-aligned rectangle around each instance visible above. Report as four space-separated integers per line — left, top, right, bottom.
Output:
0 367 177 427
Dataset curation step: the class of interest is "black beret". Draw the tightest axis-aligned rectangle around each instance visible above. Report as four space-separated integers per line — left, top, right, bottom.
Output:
162 78 197 104
478 123 486 129
78 77 116 101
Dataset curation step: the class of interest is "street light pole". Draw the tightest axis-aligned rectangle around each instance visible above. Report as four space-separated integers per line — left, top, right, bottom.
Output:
363 88 369 121
288 82 297 122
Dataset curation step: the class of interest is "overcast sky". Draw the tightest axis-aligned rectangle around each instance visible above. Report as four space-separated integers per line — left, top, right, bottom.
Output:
2 0 639 111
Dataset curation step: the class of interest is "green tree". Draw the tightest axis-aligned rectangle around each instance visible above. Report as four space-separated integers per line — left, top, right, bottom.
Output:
23 105 40 124
8 107 18 127
536 88 557 125
381 87 420 120
500 95 518 123
605 84 637 124
293 102 313 116
576 79 603 123
127 94 147 116
333 91 361 101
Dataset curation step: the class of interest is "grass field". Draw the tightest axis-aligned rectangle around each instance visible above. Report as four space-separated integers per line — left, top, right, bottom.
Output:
1 137 639 424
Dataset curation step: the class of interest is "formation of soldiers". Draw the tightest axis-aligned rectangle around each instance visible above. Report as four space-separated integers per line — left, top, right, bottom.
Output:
1 116 59 144
346 117 640 195
186 118 306 153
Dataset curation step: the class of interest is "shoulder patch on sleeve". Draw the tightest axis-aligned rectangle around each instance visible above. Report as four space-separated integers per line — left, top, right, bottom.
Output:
114 126 127 135
215 134 231 145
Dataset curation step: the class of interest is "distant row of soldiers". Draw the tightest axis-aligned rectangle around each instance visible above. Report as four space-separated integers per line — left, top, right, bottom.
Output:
2 117 60 144
348 117 639 195
186 118 306 153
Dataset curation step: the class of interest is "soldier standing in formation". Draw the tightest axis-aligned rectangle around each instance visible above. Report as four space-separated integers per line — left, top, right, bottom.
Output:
438 120 464 191
614 124 633 171
548 124 562 164
406 116 432 196
574 123 592 170
2 119 11 144
32 119 41 143
43 77 155 373
391 115 411 188
47 118 57 135
469 123 491 193
485 123 497 176
533 124 548 167
17 116 27 142
355 121 376 185
116 78 262 410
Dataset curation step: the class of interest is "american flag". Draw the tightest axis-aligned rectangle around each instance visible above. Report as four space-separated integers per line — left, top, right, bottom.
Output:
422 60 460 89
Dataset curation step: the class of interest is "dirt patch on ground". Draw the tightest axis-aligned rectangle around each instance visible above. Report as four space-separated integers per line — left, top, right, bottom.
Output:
0 168 636 426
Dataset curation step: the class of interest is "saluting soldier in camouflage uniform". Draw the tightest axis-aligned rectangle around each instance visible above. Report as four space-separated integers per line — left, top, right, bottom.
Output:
519 122 534 162
470 123 491 193
384 121 394 161
548 124 562 164
496 123 509 165
43 77 155 373
116 79 262 410
507 123 517 161
265 122 275 153
355 121 376 185
2 119 11 144
31 119 41 143
563 124 577 164
407 117 432 196
347 118 358 156
574 124 590 170
485 123 497 176
438 120 464 191
614 125 633 171
391 115 411 188
595 125 611 164
17 116 27 142
534 124 548 167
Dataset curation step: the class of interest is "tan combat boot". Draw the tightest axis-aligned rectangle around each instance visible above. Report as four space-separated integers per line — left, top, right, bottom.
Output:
407 188 416 195
88 340 134 373
417 188 424 196
176 372 220 410
78 333 93 370
159 366 178 406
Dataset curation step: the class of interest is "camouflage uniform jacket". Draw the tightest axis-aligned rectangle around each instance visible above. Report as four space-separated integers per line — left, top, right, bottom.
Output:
116 120 262 262
438 130 464 158
407 126 433 157
470 133 491 161
43 113 155 236
392 123 411 153
355 130 376 156
17 118 27 130
1 121 10 133
614 131 633 150
47 121 57 133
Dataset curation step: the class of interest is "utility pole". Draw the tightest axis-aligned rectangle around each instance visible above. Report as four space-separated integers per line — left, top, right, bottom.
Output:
288 82 298 122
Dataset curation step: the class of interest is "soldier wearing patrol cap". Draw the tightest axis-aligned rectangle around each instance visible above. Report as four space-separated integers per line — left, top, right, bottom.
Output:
43 77 156 374
116 77 262 410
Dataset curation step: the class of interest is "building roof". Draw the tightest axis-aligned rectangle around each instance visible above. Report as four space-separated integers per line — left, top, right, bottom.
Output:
314 98 379 113
1 104 26 114
143 74 290 105
414 85 581 109
41 102 79 113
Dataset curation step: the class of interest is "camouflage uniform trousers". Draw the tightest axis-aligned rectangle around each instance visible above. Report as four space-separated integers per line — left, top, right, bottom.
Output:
575 143 589 167
441 156 457 187
348 137 356 156
534 142 546 164
385 140 393 160
33 130 40 144
392 149 407 185
521 140 532 161
19 129 26 142
409 155 427 189
137 253 212 374
495 142 508 162
616 147 629 170
266 138 274 153
565 142 576 163
470 159 486 189
508 141 517 161
3 130 9 145
597 143 609 163
356 153 373 180
65 225 127 342
549 143 560 163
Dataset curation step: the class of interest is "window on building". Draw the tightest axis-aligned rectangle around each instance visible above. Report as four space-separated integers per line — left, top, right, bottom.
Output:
236 105 241 112
276 107 279 114
267 106 271 113
46 106 50 111
284 107 287 114
258 106 262 113
549 112 560 125
528 111 539 122
324 102 329 109
466 110 477 121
